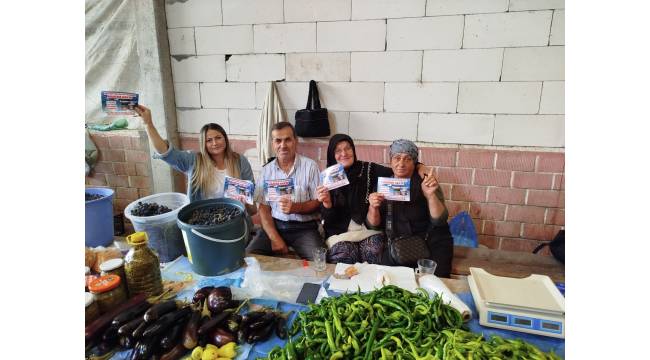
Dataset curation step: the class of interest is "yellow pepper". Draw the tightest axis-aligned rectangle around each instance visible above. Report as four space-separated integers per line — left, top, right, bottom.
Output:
216 342 237 359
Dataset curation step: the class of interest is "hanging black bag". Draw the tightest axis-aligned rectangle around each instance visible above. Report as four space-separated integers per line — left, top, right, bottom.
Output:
533 230 565 264
295 80 330 137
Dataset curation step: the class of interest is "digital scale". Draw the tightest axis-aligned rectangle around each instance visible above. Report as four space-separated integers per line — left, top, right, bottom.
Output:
467 267 565 339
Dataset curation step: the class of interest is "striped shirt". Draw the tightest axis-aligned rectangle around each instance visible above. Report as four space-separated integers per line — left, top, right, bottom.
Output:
256 154 321 222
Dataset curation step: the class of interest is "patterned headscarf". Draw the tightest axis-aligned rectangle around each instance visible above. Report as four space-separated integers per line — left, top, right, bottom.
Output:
389 139 418 163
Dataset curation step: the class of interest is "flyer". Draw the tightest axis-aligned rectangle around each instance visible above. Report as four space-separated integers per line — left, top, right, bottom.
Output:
377 177 411 202
320 163 349 190
101 91 139 115
223 176 255 205
264 178 294 202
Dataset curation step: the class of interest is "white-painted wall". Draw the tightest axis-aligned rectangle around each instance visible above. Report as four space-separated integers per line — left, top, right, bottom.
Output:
165 0 564 148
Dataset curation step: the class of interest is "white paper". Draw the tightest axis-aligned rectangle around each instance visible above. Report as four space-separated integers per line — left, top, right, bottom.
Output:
418 274 473 321
377 177 411 201
224 176 255 205
321 163 349 190
263 178 294 202
328 263 418 293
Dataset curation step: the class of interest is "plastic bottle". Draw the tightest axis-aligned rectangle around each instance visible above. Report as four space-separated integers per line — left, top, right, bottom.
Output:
124 231 163 297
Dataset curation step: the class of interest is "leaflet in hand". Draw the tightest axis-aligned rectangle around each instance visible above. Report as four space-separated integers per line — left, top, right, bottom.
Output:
320 163 349 190
224 176 255 205
377 177 411 201
101 91 139 115
264 178 294 202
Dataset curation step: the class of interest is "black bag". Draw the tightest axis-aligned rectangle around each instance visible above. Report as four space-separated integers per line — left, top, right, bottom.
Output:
533 230 565 264
385 202 431 267
295 80 330 138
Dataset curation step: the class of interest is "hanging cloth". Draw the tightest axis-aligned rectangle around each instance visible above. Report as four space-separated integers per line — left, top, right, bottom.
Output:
257 81 285 165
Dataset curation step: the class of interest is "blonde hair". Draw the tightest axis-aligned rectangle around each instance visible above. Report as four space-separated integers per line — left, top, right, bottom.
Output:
190 123 241 195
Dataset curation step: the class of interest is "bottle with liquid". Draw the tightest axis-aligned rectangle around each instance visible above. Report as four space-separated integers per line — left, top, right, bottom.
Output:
124 232 163 297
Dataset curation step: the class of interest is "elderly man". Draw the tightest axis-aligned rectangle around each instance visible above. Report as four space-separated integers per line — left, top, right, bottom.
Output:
247 122 323 260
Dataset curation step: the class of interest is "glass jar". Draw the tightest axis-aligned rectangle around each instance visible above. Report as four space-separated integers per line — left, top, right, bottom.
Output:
88 274 127 313
100 258 129 297
124 232 163 297
85 292 100 325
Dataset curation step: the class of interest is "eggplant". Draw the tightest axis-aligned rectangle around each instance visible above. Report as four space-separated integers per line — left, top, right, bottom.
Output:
210 327 237 347
159 317 187 352
160 343 188 360
247 319 277 343
192 286 215 304
85 293 147 343
197 310 231 336
144 300 177 323
275 316 287 339
247 312 277 331
142 307 192 338
182 311 201 349
120 335 135 349
132 335 159 360
101 324 120 347
132 318 150 339
119 316 145 337
237 327 249 345
207 287 232 314
112 301 152 327
226 313 242 333
240 311 266 328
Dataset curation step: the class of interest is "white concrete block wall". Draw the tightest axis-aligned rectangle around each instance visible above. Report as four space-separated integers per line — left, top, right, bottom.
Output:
166 0 565 148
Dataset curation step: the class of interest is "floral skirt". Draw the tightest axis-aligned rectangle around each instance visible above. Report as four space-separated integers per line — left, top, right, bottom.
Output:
327 233 385 264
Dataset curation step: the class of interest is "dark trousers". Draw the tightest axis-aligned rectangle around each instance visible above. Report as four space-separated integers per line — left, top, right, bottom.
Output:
246 219 324 260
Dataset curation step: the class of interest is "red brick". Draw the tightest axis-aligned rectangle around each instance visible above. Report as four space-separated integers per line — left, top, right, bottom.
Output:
318 160 327 171
90 134 110 149
445 200 470 218
419 147 456 167
435 167 473 185
86 173 108 187
495 151 536 171
179 135 200 151
536 152 565 173
115 187 139 200
130 135 148 151
451 185 486 202
108 136 127 149
230 139 256 154
129 176 151 189
545 208 565 226
478 235 500 249
457 150 495 169
101 149 126 162
474 169 511 187
505 205 545 223
500 237 547 254
113 162 137 176
522 224 563 241
106 174 129 187
93 162 114 174
469 203 506 221
527 190 564 208
488 187 526 205
483 220 521 237
553 174 565 190
114 198 132 213
439 184 452 199
135 163 150 177
512 172 553 190
356 145 385 163
138 188 151 199
298 143 325 162
125 150 149 164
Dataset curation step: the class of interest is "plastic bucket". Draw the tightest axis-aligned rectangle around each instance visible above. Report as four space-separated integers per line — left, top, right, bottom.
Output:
124 192 190 263
176 198 247 276
86 188 115 247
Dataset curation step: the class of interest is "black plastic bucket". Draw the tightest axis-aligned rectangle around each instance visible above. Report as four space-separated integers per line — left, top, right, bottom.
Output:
176 198 247 276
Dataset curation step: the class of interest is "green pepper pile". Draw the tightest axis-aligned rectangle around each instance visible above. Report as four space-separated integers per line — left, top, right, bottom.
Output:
262 285 562 360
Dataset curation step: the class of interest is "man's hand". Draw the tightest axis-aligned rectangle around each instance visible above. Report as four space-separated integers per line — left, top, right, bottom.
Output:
368 192 385 209
271 237 289 255
133 104 153 126
421 167 440 199
278 195 294 214
316 185 332 209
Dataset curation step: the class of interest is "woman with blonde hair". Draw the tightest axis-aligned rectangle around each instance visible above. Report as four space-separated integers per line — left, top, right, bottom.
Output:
134 105 256 215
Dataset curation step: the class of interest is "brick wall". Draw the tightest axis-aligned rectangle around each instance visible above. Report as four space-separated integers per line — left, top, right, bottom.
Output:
85 130 152 234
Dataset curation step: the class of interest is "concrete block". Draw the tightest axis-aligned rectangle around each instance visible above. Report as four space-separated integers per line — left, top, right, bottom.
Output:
352 0 426 20
418 113 494 145
502 46 564 81
387 16 463 50
165 0 221 28
171 55 226 83
222 0 283 25
509 0 565 11
539 81 564 114
550 10 565 45
317 20 386 52
458 82 542 114
167 28 195 55
422 49 502 81
229 109 261 135
200 83 256 109
226 54 285 82
256 82 309 110
384 83 458 113
284 0 350 22
195 25 253 55
286 53 351 81
254 23 316 53
318 82 385 111
349 113 418 141
351 51 422 82
493 115 564 147
176 109 229 133
464 11 552 48
174 83 201 108
426 0 508 16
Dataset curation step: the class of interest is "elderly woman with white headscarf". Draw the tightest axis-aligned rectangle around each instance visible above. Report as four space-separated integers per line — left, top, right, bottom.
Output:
366 139 454 277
